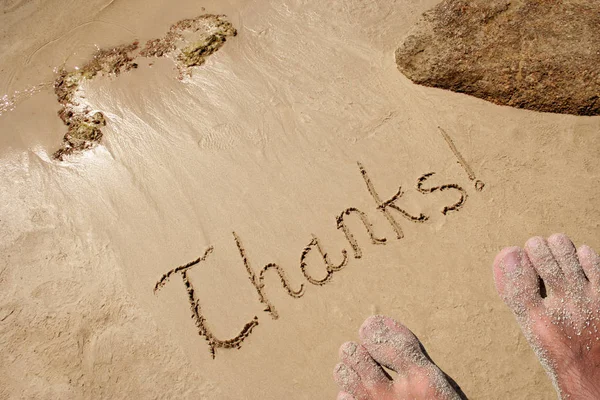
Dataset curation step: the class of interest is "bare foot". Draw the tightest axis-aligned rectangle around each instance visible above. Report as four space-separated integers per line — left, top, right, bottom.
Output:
493 234 600 399
333 315 465 400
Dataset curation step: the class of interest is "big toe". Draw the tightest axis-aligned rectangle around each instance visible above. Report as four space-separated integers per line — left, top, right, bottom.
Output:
359 315 431 374
493 246 542 317
358 316 463 399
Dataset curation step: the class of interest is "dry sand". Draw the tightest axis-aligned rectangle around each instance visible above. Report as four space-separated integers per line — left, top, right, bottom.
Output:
1 0 599 399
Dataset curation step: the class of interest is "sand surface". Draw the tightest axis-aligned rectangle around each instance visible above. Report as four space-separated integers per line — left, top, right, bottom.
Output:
1 0 599 399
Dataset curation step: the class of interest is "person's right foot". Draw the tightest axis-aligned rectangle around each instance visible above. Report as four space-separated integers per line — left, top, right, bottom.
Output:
493 234 600 399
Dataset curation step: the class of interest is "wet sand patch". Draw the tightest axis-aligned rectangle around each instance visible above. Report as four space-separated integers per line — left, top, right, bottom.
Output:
52 14 237 160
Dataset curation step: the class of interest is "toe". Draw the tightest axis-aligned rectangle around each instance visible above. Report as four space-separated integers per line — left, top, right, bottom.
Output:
333 363 369 399
358 315 427 375
337 392 356 400
547 233 587 289
339 341 391 392
493 246 542 316
577 244 600 285
525 236 565 294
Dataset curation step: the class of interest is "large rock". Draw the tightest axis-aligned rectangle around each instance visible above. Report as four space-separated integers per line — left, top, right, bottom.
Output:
395 0 600 116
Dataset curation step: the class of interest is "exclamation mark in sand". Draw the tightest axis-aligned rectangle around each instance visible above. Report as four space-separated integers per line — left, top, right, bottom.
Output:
438 126 485 192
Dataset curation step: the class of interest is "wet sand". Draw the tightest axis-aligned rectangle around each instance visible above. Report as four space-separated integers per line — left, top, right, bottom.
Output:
1 0 599 399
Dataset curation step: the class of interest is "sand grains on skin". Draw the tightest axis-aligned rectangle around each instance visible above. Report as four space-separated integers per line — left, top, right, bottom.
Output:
335 234 600 400
494 234 600 399
334 315 464 400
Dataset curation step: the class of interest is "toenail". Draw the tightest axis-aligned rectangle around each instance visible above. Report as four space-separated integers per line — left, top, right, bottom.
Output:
526 236 544 250
502 249 521 273
384 318 399 330
335 363 353 379
360 315 386 336
579 245 592 259
548 233 564 241
369 318 388 337
343 342 358 356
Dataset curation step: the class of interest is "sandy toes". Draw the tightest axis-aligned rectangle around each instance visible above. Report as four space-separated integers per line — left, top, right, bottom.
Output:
334 233 600 399
333 315 464 400
494 233 600 399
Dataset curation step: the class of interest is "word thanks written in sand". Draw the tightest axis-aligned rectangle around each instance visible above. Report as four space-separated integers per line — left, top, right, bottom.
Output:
154 136 484 357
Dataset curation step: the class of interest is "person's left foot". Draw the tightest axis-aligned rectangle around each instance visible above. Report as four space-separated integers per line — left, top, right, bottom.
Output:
333 315 463 399
493 234 600 399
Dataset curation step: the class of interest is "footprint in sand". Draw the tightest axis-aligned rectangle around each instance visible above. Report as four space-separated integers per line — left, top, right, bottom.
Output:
51 14 237 160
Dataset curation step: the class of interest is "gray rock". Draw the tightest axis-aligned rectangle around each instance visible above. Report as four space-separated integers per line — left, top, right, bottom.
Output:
395 0 600 116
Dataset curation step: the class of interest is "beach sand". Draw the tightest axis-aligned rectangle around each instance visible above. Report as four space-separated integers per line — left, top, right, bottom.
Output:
1 0 599 398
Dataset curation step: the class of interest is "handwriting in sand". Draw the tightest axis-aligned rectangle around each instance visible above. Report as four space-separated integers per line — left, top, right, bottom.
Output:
153 128 484 358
